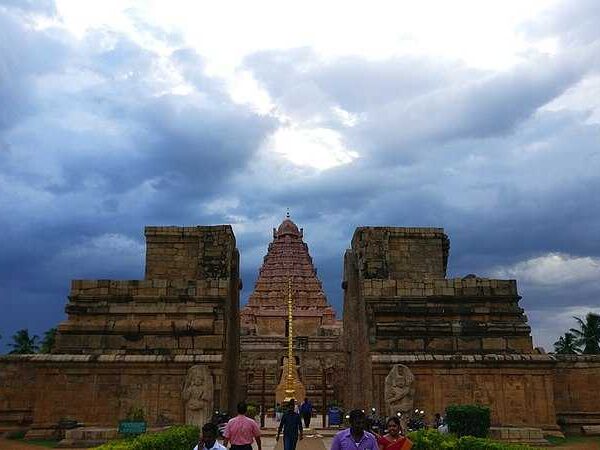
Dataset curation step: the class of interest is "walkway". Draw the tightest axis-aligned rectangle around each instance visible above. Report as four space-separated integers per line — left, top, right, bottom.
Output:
2 434 599 449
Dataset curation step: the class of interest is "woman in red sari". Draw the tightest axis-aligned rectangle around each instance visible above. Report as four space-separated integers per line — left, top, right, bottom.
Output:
376 417 413 450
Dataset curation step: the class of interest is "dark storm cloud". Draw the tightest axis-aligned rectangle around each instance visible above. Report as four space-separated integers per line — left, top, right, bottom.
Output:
0 2 275 350
1 0 599 352
233 8 600 350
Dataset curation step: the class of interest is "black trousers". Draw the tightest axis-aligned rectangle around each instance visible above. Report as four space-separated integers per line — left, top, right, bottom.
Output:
301 412 311 428
231 444 253 450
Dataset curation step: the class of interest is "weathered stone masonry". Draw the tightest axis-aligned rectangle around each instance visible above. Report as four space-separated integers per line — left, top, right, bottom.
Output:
1 225 240 436
1 222 600 437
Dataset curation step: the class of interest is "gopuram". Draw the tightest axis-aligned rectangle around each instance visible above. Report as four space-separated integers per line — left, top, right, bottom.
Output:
239 217 344 412
1 218 600 442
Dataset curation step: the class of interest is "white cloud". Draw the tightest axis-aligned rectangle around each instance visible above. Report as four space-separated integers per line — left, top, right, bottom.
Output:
263 126 359 170
51 0 568 171
490 253 600 285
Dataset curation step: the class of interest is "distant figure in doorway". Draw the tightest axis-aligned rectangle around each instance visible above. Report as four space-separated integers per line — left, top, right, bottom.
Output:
223 402 262 450
300 397 313 428
194 422 227 450
277 399 304 450
331 409 378 450
376 417 412 450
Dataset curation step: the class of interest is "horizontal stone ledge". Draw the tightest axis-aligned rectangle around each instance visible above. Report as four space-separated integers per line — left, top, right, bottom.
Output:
0 354 222 363
371 354 557 363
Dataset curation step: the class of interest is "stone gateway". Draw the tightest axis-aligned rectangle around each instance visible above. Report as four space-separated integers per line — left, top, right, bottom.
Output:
1 220 600 441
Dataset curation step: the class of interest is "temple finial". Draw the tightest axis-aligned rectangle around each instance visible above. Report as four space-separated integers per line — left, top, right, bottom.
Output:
286 208 290 219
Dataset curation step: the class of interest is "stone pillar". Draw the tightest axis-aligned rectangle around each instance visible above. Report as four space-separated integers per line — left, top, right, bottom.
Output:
342 249 373 409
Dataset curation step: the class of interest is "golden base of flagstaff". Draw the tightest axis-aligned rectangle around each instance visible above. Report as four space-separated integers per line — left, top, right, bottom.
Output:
275 358 306 403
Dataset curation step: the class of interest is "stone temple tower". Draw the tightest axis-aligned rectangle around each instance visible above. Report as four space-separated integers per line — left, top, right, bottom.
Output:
239 217 344 412
240 216 337 337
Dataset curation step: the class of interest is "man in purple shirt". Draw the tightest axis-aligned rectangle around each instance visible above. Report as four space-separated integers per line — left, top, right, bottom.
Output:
331 409 378 450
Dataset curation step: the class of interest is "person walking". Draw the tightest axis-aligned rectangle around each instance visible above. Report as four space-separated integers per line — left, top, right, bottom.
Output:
223 402 262 450
376 417 412 450
299 398 313 429
331 409 378 450
194 422 227 450
276 399 304 450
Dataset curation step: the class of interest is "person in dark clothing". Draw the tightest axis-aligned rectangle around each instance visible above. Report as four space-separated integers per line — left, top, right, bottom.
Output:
299 398 313 429
276 399 303 450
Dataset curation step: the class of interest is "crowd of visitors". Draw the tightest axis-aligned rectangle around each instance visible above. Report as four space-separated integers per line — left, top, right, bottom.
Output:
193 398 451 450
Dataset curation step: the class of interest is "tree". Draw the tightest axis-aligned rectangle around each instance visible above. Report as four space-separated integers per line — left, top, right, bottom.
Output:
570 312 600 354
9 329 39 354
553 332 580 354
39 327 57 354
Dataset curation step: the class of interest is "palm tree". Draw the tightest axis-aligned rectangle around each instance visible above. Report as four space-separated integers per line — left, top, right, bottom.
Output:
39 327 57 354
9 329 39 354
570 313 600 354
553 332 580 354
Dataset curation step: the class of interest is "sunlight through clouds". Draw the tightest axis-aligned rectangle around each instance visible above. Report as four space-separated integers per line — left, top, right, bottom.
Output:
264 126 359 170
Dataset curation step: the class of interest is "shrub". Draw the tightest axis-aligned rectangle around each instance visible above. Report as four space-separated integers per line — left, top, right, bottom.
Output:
446 405 491 438
125 407 146 422
97 425 199 450
408 430 533 450
409 429 457 450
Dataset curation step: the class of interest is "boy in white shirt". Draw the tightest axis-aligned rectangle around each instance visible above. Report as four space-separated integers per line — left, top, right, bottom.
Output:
194 422 227 450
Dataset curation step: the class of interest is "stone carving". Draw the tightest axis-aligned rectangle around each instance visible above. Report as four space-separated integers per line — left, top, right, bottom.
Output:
182 365 213 427
384 364 415 418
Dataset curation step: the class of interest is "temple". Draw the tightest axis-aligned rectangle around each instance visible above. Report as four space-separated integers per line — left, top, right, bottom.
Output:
1 219 599 444
239 216 344 411
240 216 338 336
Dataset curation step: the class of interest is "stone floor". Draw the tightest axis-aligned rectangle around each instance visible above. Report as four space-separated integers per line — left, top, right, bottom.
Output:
3 434 598 450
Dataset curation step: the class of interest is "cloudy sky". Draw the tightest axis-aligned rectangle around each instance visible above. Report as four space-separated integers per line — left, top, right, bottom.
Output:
1 0 599 352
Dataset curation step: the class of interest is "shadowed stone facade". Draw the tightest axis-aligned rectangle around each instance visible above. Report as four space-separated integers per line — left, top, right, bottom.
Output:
343 226 599 434
0 225 240 438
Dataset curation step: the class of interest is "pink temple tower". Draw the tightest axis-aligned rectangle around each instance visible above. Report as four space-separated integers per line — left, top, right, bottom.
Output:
240 216 338 337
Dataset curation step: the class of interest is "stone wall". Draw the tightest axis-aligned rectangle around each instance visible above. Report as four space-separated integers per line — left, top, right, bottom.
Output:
0 355 221 436
372 355 560 432
0 224 241 430
344 226 533 356
553 355 600 433
351 227 449 280
54 279 234 355
145 226 236 280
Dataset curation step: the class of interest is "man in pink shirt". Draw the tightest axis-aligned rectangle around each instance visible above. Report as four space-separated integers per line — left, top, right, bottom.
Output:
223 402 262 450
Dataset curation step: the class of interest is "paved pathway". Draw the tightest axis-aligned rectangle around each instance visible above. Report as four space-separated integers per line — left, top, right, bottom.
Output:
3 435 599 450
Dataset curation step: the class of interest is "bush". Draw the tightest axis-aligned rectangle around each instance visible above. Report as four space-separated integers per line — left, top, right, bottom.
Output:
408 430 533 450
125 407 146 422
409 429 457 449
446 405 491 438
97 425 199 450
